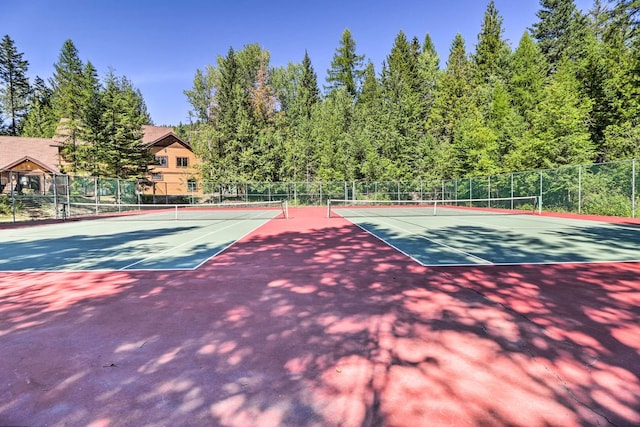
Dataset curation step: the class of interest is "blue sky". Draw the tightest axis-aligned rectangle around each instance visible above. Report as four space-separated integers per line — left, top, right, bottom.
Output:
5 0 594 126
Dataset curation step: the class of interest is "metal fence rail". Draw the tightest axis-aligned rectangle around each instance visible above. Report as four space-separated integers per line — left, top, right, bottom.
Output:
1 159 637 222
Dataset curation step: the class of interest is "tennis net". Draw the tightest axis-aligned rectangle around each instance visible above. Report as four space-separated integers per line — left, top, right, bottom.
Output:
327 196 540 218
63 200 288 221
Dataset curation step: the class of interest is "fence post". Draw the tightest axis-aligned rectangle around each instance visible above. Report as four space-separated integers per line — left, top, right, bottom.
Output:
53 174 58 219
455 179 458 201
9 171 15 222
510 173 514 210
66 175 71 218
539 170 544 211
633 158 636 218
578 165 582 214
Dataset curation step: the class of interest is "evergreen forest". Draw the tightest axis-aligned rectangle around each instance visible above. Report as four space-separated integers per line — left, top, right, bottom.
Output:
1 0 638 183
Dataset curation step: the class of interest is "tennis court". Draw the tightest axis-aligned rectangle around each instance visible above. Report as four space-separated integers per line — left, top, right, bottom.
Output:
1 201 639 426
329 197 640 266
0 201 288 271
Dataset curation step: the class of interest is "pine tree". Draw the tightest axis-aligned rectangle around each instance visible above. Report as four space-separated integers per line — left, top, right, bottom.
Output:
417 33 440 111
300 50 320 120
380 31 428 178
472 1 511 84
609 0 639 41
50 40 86 172
354 61 407 180
508 32 548 124
430 34 473 145
428 34 474 178
100 71 152 178
514 59 594 168
77 61 104 174
384 31 421 98
192 45 266 182
311 88 355 181
296 51 321 181
326 29 365 97
0 35 31 135
21 77 55 137
530 0 590 69
600 0 640 159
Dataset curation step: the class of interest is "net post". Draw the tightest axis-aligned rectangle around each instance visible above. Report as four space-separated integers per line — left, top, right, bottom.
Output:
433 200 438 216
537 196 542 215
327 199 331 218
174 205 178 220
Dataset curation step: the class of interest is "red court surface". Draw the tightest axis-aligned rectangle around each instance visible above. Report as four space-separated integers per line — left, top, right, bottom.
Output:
1 207 639 426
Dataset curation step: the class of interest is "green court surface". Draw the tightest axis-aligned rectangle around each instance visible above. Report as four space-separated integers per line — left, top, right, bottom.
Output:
334 209 640 266
0 213 279 271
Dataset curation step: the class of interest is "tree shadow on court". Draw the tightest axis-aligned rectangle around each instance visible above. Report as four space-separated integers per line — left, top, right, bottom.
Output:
361 218 640 264
0 225 224 270
1 209 639 426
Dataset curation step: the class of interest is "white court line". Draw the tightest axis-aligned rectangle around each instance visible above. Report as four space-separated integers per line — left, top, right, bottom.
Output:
118 216 272 270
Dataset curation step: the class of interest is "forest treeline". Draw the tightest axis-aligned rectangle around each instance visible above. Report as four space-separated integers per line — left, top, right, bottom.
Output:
1 0 639 182
181 0 639 182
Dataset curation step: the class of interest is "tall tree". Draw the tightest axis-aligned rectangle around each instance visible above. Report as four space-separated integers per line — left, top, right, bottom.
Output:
50 40 86 172
311 88 355 180
100 71 152 178
294 51 321 181
77 61 104 173
428 34 475 178
21 76 55 137
599 0 640 159
191 45 269 182
384 31 422 97
184 65 216 123
530 0 590 69
472 1 511 84
430 34 473 145
608 0 639 41
325 29 365 97
510 59 594 169
299 50 320 120
354 61 385 179
380 31 428 177
508 32 549 124
249 51 276 125
417 33 440 112
0 35 31 135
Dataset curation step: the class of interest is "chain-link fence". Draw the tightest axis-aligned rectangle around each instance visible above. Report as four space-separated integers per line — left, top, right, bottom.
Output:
1 159 637 222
